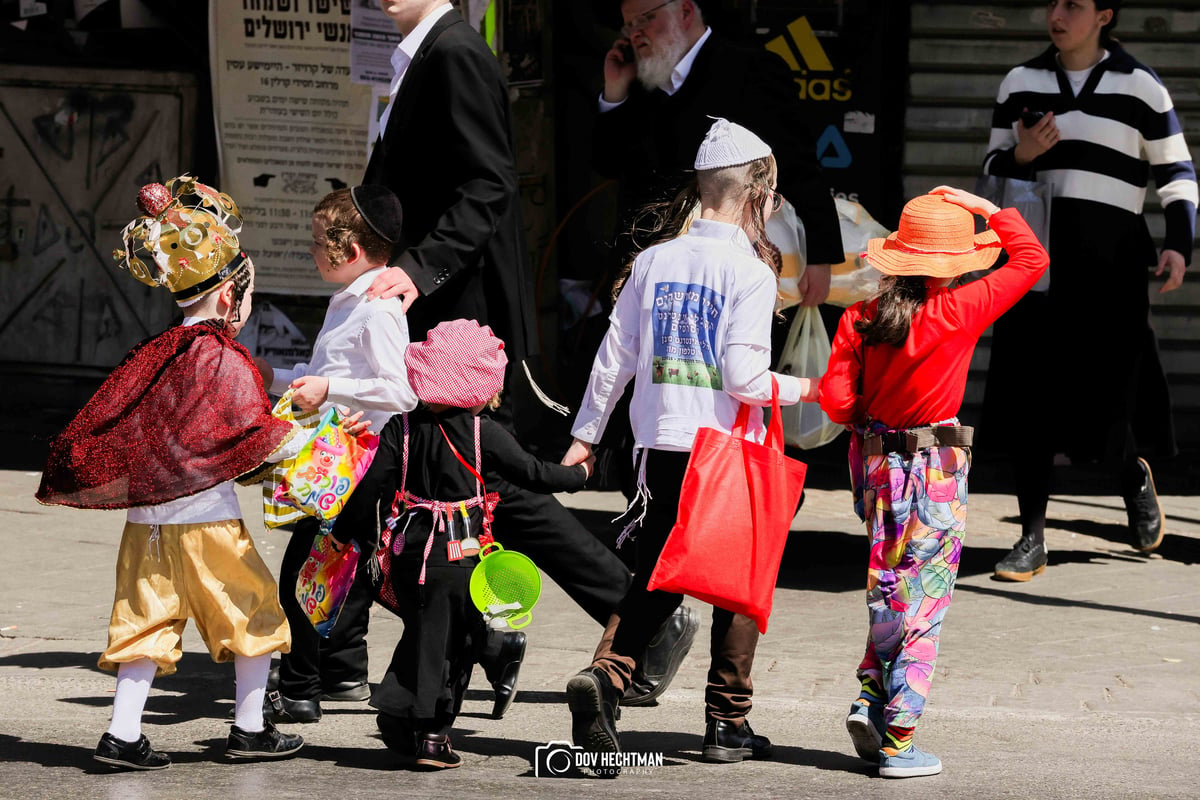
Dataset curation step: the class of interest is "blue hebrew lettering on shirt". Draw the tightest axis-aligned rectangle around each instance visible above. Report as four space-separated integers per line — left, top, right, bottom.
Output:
651 281 724 389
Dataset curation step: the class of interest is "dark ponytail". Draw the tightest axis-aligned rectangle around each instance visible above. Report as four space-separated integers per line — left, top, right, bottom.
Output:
1094 0 1121 46
853 275 929 347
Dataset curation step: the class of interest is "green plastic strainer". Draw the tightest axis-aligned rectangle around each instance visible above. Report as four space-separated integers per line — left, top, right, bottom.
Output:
469 542 542 629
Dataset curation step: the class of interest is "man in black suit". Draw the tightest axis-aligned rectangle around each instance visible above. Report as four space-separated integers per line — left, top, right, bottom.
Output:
358 0 698 730
595 0 844 300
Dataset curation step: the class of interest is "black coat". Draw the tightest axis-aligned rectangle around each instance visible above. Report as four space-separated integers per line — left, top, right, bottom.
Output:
593 33 844 266
363 11 538 363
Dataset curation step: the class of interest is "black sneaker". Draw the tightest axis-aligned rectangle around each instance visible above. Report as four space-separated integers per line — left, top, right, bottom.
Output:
93 732 171 771
225 720 304 760
414 733 462 770
702 719 773 763
1123 457 1164 553
622 605 700 707
565 666 621 778
994 536 1047 581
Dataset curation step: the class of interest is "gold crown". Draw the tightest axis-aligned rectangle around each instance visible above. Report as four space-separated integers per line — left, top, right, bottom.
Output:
113 175 250 303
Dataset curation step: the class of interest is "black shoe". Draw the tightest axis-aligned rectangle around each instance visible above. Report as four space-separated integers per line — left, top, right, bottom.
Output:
93 732 171 771
377 713 418 757
993 536 1047 582
263 690 321 724
266 663 279 692
225 720 304 760
480 630 526 719
321 680 371 702
622 605 700 706
414 733 462 770
1123 457 1164 552
702 719 773 764
565 667 621 778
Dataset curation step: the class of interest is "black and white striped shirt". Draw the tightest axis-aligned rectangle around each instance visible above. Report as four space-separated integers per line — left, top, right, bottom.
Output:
983 44 1197 261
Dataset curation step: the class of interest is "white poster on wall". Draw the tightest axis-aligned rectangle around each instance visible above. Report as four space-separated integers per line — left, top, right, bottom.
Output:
209 0 371 294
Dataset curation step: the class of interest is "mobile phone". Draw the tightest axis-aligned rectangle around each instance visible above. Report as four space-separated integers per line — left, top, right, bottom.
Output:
1020 110 1046 127
617 41 634 62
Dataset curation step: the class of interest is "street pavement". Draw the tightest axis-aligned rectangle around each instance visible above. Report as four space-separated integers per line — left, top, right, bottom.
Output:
1 467 1197 799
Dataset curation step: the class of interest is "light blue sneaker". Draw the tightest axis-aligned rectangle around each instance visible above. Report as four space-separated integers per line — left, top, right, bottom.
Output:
879 744 943 778
845 703 884 762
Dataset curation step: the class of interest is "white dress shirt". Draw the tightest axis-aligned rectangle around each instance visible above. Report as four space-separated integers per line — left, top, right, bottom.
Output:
599 26 713 112
377 3 455 135
270 267 419 431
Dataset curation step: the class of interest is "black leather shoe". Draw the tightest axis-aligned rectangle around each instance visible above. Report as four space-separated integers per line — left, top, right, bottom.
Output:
565 667 621 778
225 720 304 759
993 536 1048 582
93 732 171 771
263 690 321 724
321 680 371 702
1123 457 1164 552
414 733 462 770
702 719 773 763
377 713 417 757
622 605 700 706
480 630 526 719
266 663 279 692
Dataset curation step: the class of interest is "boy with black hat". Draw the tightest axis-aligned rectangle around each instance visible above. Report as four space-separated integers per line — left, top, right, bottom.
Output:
257 185 420 724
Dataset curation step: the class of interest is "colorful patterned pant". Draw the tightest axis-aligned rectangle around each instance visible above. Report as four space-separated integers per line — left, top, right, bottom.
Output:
850 423 971 730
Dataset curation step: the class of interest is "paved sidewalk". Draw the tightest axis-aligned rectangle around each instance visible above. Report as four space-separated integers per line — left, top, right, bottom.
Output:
1 469 1197 799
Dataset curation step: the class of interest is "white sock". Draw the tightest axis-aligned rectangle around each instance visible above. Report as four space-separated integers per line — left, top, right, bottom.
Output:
107 658 157 742
234 653 271 733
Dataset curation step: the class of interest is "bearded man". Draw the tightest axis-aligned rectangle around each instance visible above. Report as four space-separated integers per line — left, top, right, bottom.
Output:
594 0 843 305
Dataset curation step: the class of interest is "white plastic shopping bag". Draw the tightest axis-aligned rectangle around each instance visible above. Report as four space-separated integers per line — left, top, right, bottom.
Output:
776 306 841 449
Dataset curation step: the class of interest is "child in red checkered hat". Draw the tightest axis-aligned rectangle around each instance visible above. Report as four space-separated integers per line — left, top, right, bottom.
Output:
331 319 594 769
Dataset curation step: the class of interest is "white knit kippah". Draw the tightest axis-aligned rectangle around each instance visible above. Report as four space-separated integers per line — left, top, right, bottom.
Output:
693 117 772 170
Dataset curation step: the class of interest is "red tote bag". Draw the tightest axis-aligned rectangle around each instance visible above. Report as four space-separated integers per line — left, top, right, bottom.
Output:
646 377 806 633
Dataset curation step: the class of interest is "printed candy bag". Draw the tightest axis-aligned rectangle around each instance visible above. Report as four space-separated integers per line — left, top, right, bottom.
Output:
274 404 379 520
296 530 361 637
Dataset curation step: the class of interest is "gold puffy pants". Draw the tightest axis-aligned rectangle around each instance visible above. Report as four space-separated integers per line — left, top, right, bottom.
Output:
100 519 291 675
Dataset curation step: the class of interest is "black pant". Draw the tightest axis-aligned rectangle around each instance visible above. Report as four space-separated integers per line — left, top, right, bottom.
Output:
488 482 632 625
592 449 760 722
278 517 374 700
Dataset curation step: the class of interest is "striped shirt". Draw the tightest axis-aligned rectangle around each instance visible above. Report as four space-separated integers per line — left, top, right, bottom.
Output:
983 44 1197 262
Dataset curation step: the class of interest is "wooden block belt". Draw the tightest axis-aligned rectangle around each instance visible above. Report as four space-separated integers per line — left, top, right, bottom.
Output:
863 425 974 456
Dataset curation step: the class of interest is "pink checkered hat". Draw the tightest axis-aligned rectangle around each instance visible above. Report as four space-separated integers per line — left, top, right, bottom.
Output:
405 319 508 407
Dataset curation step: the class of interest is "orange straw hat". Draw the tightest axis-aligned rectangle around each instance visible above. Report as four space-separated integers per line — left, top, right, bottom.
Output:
865 194 1002 278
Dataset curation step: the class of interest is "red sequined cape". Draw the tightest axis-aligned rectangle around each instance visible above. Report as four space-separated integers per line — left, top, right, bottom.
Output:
36 320 294 509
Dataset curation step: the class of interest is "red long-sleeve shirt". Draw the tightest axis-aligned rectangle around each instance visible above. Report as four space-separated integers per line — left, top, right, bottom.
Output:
819 208 1049 429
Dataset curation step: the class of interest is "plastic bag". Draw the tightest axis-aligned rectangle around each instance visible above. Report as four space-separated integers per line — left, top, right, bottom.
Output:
826 198 886 307
296 531 361 637
973 175 1051 291
776 305 842 449
275 404 379 520
765 198 808 309
261 390 320 528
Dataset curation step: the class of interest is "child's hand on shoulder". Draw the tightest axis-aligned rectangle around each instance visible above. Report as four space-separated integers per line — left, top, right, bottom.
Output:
291 375 330 410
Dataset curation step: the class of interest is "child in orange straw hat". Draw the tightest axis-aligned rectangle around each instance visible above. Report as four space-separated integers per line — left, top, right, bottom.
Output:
819 186 1049 778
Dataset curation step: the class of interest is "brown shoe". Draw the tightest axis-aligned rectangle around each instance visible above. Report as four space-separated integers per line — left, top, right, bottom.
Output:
414 734 462 770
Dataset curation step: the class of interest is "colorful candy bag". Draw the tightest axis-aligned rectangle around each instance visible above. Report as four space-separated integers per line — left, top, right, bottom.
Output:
272 399 379 521
296 530 361 637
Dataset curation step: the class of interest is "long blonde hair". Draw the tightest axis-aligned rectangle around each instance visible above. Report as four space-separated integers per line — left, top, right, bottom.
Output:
611 155 782 304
